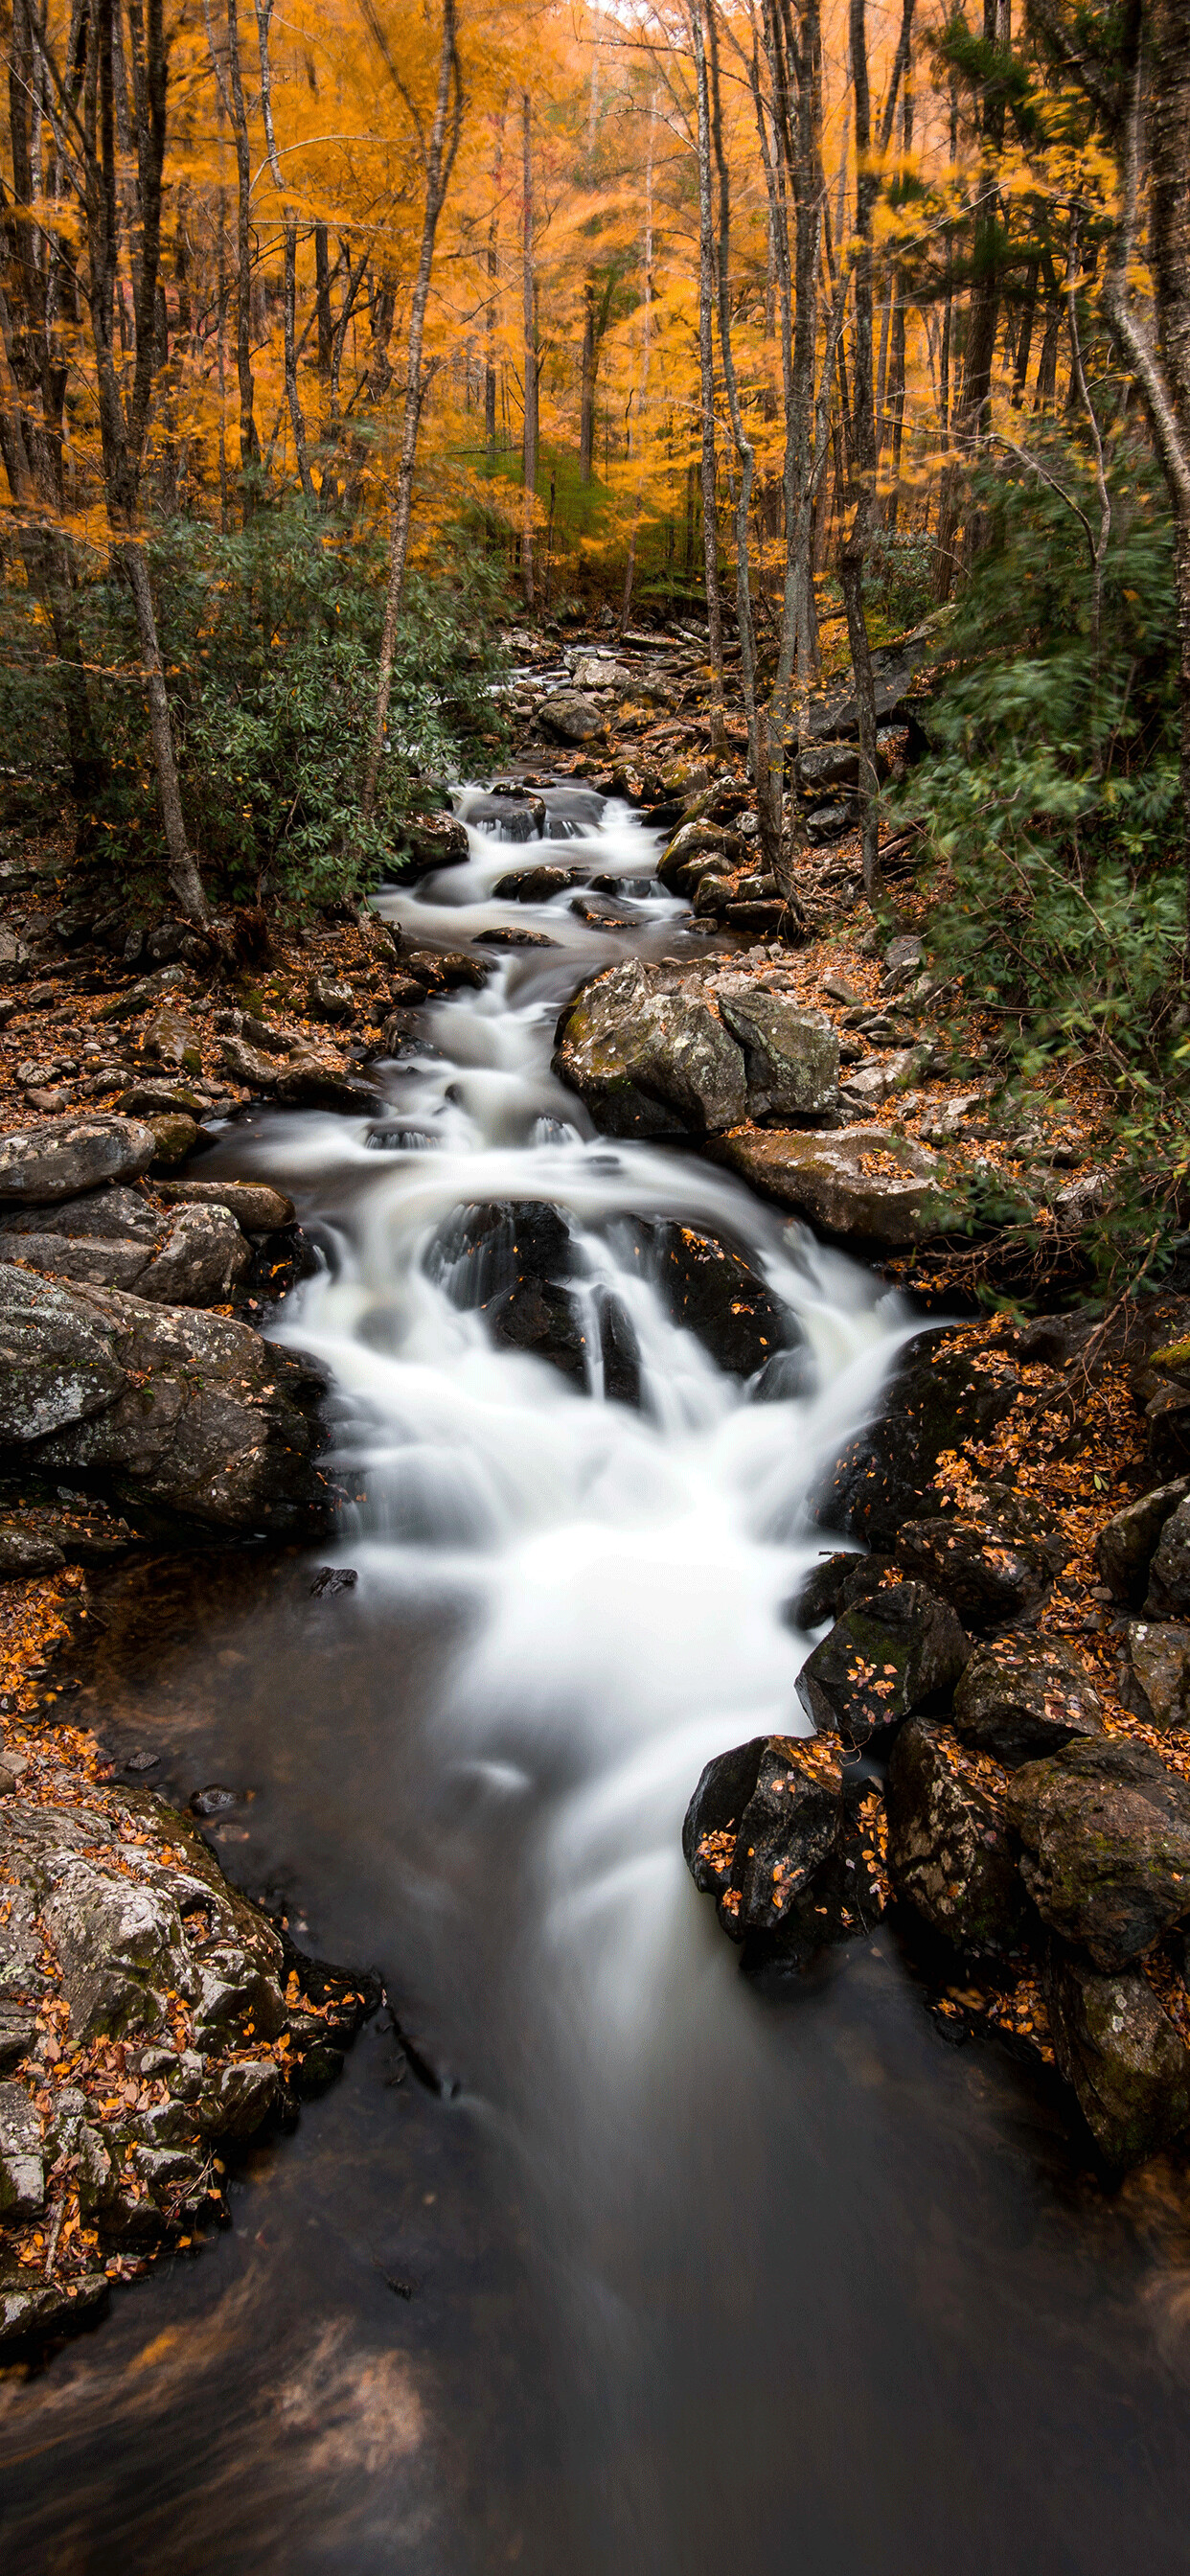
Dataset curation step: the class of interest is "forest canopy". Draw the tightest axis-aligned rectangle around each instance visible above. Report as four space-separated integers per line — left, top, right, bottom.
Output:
0 0 1187 946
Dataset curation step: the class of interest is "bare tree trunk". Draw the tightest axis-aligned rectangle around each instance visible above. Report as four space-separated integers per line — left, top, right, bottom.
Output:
842 0 881 899
690 0 724 748
364 0 462 816
283 216 314 501
485 115 503 465
621 93 656 629
520 86 538 609
707 4 767 833
223 0 259 483
1102 0 1190 958
580 278 596 485
315 224 332 376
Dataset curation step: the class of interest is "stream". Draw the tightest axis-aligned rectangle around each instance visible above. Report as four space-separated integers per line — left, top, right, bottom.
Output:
4 783 1190 2573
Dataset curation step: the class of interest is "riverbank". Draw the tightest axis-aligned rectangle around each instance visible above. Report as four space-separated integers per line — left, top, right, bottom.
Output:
0 614 1187 2361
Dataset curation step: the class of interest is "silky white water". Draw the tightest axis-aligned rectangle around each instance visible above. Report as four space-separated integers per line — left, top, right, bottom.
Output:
233 784 908 2028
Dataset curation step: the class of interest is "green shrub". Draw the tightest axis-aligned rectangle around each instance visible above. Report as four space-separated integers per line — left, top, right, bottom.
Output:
0 506 510 914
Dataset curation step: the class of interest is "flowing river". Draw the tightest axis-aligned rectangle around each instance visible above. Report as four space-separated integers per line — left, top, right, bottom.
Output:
4 785 1190 2573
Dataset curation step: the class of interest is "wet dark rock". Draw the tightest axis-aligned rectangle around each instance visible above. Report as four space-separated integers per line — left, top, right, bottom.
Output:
425 1202 590 1389
190 1784 240 1818
951 1638 1105 1766
1047 1949 1190 2166
749 1346 818 1402
820 1329 1023 1548
124 1749 159 1774
1144 1492 1190 1615
570 896 635 929
627 1219 801 1382
473 927 561 949
487 1278 590 1381
893 1513 1052 1627
789 1551 892 1628
0 2266 110 2350
1095 1481 1188 1605
492 864 583 901
398 814 470 871
468 796 543 842
0 1524 65 1576
139 1203 251 1306
0 1116 156 1206
1006 1737 1190 1970
886 1718 1023 1951
1125 1621 1190 1729
309 1565 358 1598
796 1581 971 1743
682 1733 843 1941
553 959 747 1138
596 1291 642 1407
273 1057 383 1115
726 901 791 938
0 1263 330 1533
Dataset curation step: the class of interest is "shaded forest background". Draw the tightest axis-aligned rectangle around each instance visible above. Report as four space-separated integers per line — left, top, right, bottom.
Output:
1 0 1189 1169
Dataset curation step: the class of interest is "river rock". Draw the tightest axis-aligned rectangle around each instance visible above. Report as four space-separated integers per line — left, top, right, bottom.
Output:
274 1054 382 1114
0 1232 156 1293
1125 1622 1190 1729
0 1185 158 1245
790 1550 892 1627
796 1581 970 1743
1006 1737 1190 1969
425 1201 597 1392
307 975 355 1023
142 1007 202 1074
711 1125 948 1246
0 1782 377 2308
951 1638 1105 1765
144 1113 199 1167
153 1179 296 1232
893 1512 1052 1626
400 814 470 871
0 1262 329 1532
137 1202 251 1306
657 821 737 891
538 690 604 744
712 980 838 1122
219 1034 280 1092
1046 1950 1190 2166
553 960 747 1138
1096 1482 1189 1604
1143 1493 1190 1615
886 1718 1022 1950
0 1525 65 1576
0 1116 156 1206
493 864 584 902
820 1328 1023 1547
682 1733 843 1941
630 1219 801 1382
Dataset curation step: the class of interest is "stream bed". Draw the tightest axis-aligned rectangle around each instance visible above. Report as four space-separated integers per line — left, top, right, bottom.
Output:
3 787 1190 2573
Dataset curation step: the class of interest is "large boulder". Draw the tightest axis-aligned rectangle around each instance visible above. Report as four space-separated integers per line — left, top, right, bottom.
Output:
154 1179 296 1233
682 1733 843 1941
492 864 584 902
1046 1951 1190 2166
886 1718 1023 1951
1095 1480 1188 1605
0 1782 377 2310
628 1219 803 1382
819 1330 1023 1548
0 1116 156 1206
1144 1492 1190 1614
553 961 747 1138
893 1511 1053 1626
424 1201 639 1402
0 1262 329 1532
1006 1737 1190 1970
1125 1621 1190 1729
398 813 470 871
712 979 838 1122
711 1124 949 1246
0 1186 251 1309
796 1580 970 1743
538 689 604 745
951 1637 1105 1766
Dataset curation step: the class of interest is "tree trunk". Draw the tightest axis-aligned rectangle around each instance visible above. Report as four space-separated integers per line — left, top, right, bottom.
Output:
364 0 461 816
845 0 881 899
580 278 596 484
283 216 314 502
485 117 502 465
123 540 207 921
691 0 724 748
223 0 259 484
520 86 538 610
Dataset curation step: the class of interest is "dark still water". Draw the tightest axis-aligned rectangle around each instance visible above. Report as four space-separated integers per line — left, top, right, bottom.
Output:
4 786 1190 2573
